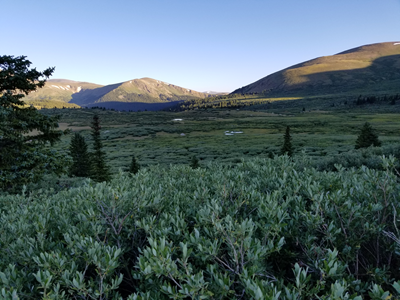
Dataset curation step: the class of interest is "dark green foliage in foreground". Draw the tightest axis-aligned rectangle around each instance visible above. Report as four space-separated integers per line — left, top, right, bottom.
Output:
1 157 400 299
281 126 293 156
69 132 91 177
90 114 111 182
129 155 140 174
190 155 200 169
355 122 382 149
0 55 67 192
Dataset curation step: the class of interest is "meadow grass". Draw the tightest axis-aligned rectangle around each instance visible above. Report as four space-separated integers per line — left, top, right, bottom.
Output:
43 106 400 171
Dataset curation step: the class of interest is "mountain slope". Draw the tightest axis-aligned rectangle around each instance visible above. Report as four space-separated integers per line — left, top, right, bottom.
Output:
233 42 400 95
70 77 210 106
24 79 103 103
23 78 211 110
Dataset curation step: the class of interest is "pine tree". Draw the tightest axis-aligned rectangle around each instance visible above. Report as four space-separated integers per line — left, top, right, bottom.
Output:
69 132 91 177
280 126 293 157
190 155 200 169
0 55 67 191
355 122 382 149
90 114 111 182
129 155 140 174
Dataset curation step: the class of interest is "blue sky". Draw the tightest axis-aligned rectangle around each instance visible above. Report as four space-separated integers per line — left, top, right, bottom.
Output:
3 0 400 92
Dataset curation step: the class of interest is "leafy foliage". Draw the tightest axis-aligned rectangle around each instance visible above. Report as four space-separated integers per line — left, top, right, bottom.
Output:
0 55 67 191
355 122 382 149
69 132 91 177
1 157 399 299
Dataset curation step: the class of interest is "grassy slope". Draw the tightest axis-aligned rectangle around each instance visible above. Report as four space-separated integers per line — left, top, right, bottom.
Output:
23 78 211 108
233 42 400 96
23 79 102 108
93 78 210 104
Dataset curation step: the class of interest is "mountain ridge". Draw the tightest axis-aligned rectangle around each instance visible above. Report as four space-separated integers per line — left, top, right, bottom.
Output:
232 42 400 96
23 77 212 110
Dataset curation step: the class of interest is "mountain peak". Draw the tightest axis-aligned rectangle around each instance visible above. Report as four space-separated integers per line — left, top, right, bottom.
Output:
23 77 211 110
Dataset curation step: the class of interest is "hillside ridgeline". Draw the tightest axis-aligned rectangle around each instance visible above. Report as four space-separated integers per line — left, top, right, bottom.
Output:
233 42 400 96
23 78 212 110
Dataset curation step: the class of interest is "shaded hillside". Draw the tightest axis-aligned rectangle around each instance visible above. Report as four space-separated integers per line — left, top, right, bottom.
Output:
233 42 400 95
70 78 211 106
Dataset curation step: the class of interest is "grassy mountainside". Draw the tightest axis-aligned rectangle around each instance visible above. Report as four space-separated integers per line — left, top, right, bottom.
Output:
23 79 102 107
23 78 211 109
70 77 211 106
233 42 400 96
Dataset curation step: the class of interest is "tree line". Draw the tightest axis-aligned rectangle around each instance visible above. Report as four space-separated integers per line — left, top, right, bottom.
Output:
355 94 400 106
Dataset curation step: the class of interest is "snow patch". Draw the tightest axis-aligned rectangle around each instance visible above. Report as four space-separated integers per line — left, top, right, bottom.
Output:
173 119 183 121
77 86 82 92
51 85 60 89
224 131 243 136
394 42 400 45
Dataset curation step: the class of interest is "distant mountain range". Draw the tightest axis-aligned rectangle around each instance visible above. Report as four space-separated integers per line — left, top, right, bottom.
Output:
24 42 400 110
24 78 215 110
232 42 400 96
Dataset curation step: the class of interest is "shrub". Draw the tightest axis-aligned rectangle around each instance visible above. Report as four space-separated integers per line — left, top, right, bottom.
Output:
0 157 399 298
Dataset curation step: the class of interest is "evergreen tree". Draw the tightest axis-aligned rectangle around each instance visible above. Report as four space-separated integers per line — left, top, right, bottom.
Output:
90 114 111 182
129 155 140 174
69 132 91 177
267 151 274 159
190 155 200 169
280 126 293 157
0 55 67 191
355 122 382 149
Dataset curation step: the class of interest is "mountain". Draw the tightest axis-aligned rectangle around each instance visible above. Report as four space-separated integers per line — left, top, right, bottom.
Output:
24 79 103 103
70 77 211 106
232 42 400 96
23 78 211 110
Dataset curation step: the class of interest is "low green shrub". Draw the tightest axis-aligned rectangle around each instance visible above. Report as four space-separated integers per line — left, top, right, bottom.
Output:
0 156 399 299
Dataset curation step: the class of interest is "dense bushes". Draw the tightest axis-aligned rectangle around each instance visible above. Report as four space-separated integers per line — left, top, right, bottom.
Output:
310 144 400 172
1 157 400 299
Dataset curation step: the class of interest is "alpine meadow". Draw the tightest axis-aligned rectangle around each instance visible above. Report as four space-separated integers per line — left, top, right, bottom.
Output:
1 40 400 300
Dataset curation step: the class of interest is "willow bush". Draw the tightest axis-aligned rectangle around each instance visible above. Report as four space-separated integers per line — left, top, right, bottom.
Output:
1 156 400 299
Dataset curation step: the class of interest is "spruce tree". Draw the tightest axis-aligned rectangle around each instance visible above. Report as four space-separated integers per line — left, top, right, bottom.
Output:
0 55 66 191
90 114 111 182
129 155 140 174
190 155 200 169
355 122 382 149
69 132 91 177
280 126 293 157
